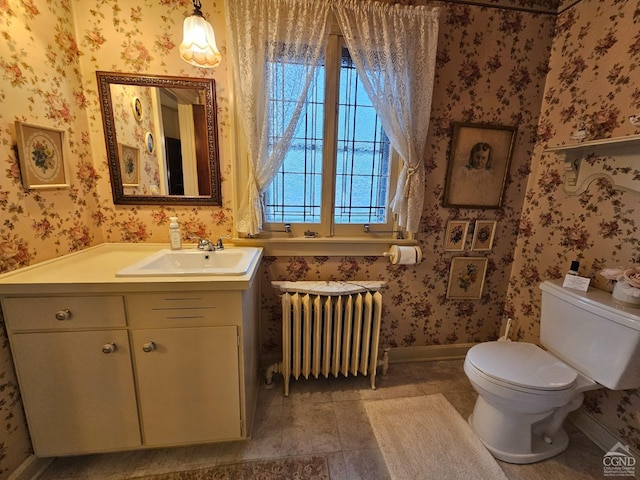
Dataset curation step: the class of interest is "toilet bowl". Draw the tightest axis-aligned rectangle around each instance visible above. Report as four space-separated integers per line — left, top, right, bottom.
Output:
464 341 598 463
464 280 640 464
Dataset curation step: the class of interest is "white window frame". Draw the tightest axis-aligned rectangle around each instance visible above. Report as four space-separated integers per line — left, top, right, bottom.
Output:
230 26 416 254
265 33 401 237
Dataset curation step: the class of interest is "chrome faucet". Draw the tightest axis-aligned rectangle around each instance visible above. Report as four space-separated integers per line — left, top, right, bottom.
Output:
191 236 224 251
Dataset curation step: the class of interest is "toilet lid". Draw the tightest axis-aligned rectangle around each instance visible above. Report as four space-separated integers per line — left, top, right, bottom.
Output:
467 342 577 391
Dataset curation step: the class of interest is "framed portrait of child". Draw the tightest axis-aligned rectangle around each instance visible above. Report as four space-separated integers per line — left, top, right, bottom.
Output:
443 122 517 209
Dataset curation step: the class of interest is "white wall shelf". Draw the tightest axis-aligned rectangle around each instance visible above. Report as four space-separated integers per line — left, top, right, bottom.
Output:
544 134 640 195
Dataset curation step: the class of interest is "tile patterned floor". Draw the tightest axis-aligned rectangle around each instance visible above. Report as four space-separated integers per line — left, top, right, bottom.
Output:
39 360 607 480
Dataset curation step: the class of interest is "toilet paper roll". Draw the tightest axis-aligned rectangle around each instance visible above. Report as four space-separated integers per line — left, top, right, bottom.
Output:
385 245 422 265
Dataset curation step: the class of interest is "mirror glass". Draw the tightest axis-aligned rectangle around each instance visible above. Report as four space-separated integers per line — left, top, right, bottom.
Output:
96 72 222 205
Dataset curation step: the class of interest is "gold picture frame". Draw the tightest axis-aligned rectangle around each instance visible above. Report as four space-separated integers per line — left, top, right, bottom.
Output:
443 122 517 209
132 96 143 122
471 220 497 251
446 257 488 299
118 143 140 186
15 121 70 189
444 220 469 251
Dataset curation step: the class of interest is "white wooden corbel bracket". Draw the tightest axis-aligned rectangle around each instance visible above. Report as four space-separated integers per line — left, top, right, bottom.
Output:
545 134 640 195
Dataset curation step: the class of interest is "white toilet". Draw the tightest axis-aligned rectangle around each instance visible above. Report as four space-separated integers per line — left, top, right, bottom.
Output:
464 279 640 464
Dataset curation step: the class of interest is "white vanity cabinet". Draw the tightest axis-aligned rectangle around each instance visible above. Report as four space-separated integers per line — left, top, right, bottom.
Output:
0 244 262 457
1 296 141 456
126 292 246 446
131 326 241 446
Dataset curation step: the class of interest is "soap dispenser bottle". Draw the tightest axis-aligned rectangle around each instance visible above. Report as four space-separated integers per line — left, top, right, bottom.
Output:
169 216 182 250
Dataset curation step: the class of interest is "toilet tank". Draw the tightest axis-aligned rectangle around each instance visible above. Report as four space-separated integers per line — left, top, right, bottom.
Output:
539 280 640 390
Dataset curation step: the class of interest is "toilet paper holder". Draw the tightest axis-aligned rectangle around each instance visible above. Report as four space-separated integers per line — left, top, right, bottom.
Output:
383 245 422 265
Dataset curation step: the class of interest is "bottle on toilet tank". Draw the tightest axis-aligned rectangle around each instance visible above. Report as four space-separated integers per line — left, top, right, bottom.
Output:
169 216 182 250
568 260 580 275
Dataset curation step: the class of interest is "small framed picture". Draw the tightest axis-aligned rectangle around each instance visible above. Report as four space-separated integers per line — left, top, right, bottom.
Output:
444 220 469 251
118 143 140 186
443 122 517 209
471 220 497 251
145 132 154 154
132 97 143 122
15 121 70 189
446 257 488 300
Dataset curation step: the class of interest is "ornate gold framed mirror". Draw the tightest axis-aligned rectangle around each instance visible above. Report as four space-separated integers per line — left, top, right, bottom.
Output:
96 71 222 206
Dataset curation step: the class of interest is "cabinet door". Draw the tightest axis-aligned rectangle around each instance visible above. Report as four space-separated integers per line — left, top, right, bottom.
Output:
11 331 141 456
132 326 241 446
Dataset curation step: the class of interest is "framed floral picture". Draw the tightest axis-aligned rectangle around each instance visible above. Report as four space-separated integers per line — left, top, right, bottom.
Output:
443 122 517 209
444 220 469 251
471 220 497 251
118 143 140 186
446 257 488 299
15 121 70 189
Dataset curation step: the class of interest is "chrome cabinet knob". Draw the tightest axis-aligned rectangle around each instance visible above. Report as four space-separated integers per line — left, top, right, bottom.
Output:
102 343 116 354
142 341 157 353
55 309 72 321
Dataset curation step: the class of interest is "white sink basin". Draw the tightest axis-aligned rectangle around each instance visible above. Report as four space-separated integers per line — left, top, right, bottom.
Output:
116 247 261 277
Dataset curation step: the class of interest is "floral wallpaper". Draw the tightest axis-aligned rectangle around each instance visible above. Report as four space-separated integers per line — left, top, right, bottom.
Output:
76 0 235 244
0 0 234 475
260 1 555 351
0 0 636 477
507 0 640 453
0 0 104 476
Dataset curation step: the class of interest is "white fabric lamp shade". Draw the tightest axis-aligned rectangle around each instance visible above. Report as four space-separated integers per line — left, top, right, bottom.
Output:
179 13 222 68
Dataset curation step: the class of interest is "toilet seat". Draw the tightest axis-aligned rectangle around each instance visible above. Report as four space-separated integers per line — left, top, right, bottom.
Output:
466 342 577 393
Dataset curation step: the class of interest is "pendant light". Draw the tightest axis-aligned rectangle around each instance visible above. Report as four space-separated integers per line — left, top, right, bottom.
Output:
179 0 222 68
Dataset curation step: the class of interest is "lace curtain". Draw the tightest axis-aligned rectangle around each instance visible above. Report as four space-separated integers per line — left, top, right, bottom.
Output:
227 0 439 235
226 0 331 235
333 0 440 233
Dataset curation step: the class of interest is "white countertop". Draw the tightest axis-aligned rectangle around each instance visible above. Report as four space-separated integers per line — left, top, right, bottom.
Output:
0 243 263 295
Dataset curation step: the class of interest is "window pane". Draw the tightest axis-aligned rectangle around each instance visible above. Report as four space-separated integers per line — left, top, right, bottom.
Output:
335 47 391 224
264 62 324 223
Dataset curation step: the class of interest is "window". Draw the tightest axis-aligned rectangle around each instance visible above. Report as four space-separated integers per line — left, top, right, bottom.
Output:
262 35 397 237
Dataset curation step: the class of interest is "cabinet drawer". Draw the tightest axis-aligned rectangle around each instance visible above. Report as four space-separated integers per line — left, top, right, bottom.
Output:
126 292 241 328
2 296 126 332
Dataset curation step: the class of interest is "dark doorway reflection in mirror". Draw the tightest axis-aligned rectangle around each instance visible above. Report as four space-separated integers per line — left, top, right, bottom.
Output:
96 72 221 206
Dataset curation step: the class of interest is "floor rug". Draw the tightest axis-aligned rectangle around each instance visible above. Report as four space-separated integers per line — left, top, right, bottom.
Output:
365 393 508 480
133 455 329 480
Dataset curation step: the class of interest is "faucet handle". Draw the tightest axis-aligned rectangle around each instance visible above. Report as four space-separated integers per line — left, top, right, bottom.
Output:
190 236 212 250
215 237 224 250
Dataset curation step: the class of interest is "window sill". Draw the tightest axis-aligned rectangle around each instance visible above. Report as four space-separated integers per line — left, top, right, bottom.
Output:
231 236 417 257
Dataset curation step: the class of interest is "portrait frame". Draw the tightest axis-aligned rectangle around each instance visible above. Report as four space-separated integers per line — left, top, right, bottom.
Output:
131 96 143 122
443 122 517 209
15 121 70 189
118 143 140 186
446 257 488 300
444 220 469 252
471 220 497 251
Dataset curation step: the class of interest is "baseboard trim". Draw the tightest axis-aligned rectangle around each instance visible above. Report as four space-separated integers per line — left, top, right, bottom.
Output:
8 455 52 480
570 409 640 479
388 343 476 363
